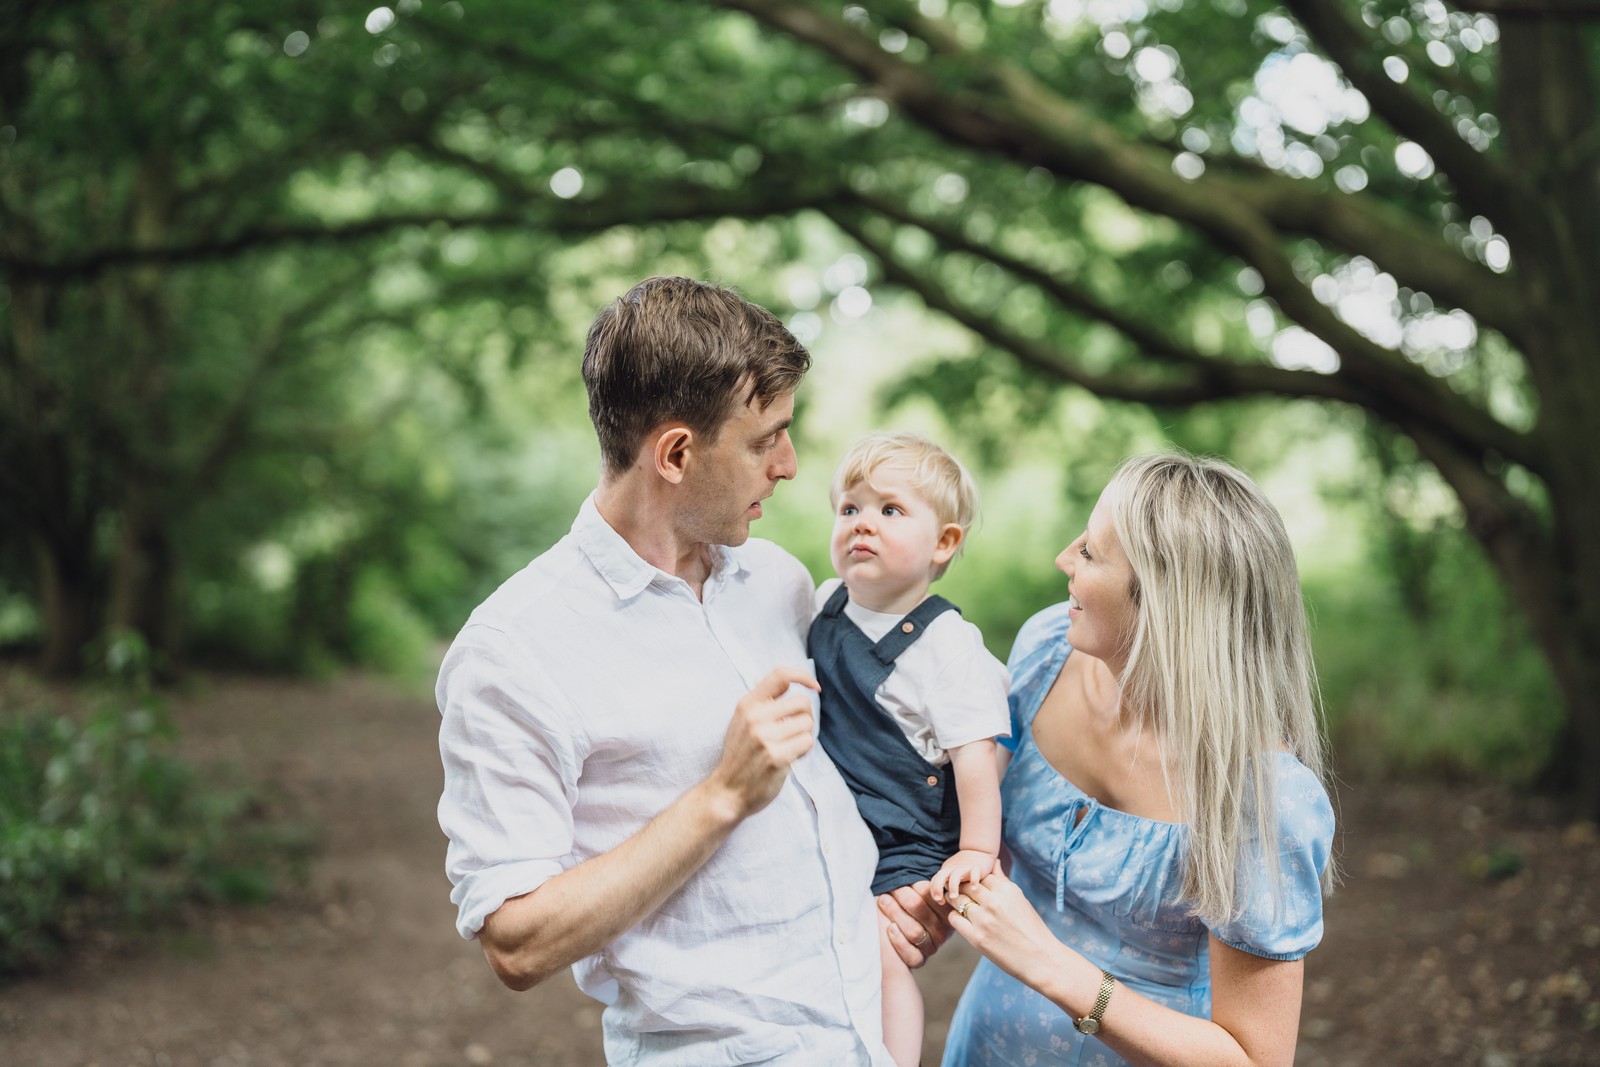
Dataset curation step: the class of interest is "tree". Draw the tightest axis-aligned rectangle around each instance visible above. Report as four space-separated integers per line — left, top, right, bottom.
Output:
631 0 1596 813
0 0 838 674
6 0 1597 813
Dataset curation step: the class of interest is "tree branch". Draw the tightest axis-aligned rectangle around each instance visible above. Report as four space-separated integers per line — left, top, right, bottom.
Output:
1280 0 1519 220
848 189 1236 370
716 0 1542 473
0 177 847 283
1207 169 1524 341
826 208 1367 409
1455 0 1600 15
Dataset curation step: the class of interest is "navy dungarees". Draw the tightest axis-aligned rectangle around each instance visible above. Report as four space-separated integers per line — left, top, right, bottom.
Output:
809 583 963 894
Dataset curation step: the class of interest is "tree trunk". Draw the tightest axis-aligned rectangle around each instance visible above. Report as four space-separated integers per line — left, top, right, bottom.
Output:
107 494 182 676
34 535 97 677
1491 14 1600 816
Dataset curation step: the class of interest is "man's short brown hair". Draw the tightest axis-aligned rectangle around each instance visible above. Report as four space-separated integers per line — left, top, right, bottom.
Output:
582 276 811 473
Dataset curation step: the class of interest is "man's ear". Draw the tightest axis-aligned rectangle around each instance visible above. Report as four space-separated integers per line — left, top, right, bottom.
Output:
651 425 694 485
931 523 965 566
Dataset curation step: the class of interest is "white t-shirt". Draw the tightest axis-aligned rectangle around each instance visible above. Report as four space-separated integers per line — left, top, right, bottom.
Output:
815 578 1011 766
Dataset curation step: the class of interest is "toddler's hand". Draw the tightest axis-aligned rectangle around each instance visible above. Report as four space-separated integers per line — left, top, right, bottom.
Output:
930 849 997 904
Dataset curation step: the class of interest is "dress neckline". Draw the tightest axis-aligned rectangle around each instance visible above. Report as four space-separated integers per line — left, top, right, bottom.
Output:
1018 637 1185 828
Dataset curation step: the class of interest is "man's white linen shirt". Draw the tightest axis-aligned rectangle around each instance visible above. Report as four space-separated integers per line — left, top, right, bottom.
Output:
437 494 890 1067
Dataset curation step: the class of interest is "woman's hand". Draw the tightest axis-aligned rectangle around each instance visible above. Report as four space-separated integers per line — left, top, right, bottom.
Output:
947 867 1066 992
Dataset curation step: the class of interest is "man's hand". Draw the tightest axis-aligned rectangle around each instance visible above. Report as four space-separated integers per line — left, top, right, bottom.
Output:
704 666 818 821
879 881 951 969
929 848 998 904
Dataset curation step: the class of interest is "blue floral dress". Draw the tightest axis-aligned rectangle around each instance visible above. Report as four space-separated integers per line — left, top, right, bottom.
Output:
941 604 1334 1067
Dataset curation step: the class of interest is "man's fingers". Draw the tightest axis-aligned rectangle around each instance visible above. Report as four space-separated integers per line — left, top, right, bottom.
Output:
771 730 814 766
748 665 819 700
880 882 945 959
740 689 816 730
884 918 928 969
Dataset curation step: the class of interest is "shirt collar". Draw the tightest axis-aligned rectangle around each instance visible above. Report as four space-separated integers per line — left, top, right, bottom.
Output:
574 491 750 602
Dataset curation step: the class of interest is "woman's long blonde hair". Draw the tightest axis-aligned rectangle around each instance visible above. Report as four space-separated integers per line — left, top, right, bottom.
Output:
1107 453 1334 925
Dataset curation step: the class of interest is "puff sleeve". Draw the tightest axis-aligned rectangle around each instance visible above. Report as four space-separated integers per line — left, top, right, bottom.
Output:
1210 755 1335 961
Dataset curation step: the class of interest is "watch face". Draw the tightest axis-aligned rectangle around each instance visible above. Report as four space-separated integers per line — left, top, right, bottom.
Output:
1077 1017 1101 1035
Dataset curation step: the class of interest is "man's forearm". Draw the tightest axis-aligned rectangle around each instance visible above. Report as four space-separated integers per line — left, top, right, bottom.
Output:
477 666 817 989
478 778 745 989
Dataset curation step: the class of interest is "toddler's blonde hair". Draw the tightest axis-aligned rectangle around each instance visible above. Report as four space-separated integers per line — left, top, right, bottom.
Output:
829 431 978 578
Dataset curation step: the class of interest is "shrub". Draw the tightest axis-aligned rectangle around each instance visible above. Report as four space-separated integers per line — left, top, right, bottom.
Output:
0 692 312 977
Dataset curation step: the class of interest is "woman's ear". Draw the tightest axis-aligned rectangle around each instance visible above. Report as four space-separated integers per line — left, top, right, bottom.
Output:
651 425 694 484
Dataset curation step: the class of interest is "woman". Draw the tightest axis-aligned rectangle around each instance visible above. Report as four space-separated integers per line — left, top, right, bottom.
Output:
939 453 1336 1067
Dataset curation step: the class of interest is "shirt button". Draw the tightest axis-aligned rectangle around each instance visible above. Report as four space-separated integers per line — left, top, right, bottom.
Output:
901 621 915 633
926 775 938 786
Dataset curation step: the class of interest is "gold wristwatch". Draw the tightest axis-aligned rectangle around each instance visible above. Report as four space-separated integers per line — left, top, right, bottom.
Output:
1074 970 1116 1035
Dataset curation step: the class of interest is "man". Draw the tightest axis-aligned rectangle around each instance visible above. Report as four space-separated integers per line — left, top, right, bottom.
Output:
437 277 935 1066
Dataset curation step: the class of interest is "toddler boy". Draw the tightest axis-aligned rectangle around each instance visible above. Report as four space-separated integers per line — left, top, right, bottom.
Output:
810 431 1010 1067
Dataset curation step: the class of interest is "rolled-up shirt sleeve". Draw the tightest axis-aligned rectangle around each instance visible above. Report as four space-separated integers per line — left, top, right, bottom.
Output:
437 625 584 941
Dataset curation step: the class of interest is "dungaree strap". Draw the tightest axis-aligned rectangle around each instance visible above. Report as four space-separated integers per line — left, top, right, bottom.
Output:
871 594 959 666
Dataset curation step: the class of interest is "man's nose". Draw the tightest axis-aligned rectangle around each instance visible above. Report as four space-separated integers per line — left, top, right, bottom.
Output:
773 433 798 481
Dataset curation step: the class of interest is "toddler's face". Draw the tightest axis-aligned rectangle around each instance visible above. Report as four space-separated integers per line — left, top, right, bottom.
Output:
830 465 960 615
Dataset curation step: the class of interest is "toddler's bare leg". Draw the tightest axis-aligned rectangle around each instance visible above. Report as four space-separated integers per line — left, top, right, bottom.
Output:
878 908 923 1067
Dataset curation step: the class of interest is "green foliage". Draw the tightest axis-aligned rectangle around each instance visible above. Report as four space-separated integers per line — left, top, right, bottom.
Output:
1310 523 1561 785
0 692 313 977
2 0 1590 803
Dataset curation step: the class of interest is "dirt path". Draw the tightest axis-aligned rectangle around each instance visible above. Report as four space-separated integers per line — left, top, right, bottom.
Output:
1 673 1596 1066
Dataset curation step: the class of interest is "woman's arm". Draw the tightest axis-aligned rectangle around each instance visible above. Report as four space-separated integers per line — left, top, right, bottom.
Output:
951 870 1305 1067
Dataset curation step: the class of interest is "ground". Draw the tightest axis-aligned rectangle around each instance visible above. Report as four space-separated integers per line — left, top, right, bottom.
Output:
1 671 1596 1067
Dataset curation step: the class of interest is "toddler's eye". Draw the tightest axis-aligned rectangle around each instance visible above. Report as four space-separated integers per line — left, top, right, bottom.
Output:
883 505 902 517
841 504 858 516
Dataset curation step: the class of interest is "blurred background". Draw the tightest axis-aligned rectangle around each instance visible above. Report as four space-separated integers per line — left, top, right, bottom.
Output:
2 1 1597 1064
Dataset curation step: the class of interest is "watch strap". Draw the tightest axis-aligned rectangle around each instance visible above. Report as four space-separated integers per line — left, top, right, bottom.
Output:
1073 970 1116 1035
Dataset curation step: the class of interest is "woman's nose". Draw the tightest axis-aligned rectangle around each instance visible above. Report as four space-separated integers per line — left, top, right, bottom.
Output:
1056 546 1074 575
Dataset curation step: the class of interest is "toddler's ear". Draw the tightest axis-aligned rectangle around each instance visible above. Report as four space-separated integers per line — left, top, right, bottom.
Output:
932 523 965 565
